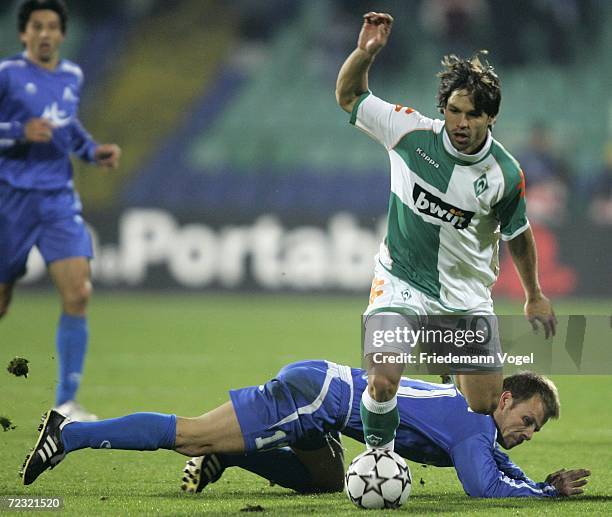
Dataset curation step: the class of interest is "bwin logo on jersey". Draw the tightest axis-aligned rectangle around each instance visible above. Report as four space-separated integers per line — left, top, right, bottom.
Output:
413 184 474 229
41 102 72 127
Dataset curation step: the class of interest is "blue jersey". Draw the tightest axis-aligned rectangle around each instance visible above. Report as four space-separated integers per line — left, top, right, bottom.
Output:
230 360 559 498
0 53 98 190
345 369 558 498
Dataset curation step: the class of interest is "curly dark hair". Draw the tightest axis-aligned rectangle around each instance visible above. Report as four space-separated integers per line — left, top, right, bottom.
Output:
18 0 68 34
503 371 560 421
437 50 501 119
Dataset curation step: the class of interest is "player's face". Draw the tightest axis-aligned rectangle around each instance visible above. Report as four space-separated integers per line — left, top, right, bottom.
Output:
20 10 65 68
495 394 546 449
443 90 495 155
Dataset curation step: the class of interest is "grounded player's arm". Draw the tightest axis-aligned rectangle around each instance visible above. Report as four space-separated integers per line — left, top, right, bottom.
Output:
335 12 393 113
493 446 538 485
493 446 590 496
451 434 560 498
507 227 557 338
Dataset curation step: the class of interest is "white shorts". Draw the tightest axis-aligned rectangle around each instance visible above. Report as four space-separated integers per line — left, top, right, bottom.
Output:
365 261 495 317
363 262 502 372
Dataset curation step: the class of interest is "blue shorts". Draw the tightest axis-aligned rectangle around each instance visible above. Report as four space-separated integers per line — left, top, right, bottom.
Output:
0 183 93 283
230 360 354 453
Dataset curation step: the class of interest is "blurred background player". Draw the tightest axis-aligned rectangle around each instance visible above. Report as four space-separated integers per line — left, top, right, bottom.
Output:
335 12 557 451
0 0 121 420
21 360 590 498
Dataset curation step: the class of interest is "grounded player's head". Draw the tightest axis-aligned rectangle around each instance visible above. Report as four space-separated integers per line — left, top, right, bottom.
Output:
18 0 68 35
437 51 501 120
503 371 560 420
493 371 560 449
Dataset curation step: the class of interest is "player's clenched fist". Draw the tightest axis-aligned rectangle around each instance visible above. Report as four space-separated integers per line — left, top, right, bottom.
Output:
358 12 393 57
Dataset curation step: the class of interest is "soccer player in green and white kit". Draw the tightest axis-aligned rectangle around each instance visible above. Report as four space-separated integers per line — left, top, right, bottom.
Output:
336 12 557 451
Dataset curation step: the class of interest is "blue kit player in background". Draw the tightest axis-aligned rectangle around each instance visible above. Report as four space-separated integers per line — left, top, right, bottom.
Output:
22 360 590 499
0 0 121 420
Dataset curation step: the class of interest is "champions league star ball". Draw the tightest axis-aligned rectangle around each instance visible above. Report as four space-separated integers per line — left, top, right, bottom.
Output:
345 449 412 509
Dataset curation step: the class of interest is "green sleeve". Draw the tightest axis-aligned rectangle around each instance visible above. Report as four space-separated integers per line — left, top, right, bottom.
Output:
494 168 528 240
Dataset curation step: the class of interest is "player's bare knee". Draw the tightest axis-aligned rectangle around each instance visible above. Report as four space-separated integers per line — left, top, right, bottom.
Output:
369 375 400 402
465 393 499 415
174 417 210 456
62 281 92 314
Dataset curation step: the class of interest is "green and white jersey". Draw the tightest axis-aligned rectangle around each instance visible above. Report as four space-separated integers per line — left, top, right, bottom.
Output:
351 92 529 311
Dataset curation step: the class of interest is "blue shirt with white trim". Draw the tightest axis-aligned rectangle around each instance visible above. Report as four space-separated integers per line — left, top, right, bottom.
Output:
0 53 98 190
345 369 558 498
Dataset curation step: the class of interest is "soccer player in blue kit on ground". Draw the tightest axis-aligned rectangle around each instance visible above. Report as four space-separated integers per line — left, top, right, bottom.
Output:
0 0 121 421
22 360 590 498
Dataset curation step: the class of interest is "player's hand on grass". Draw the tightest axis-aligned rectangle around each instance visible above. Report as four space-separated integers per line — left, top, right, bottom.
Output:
545 468 590 496
24 118 53 143
358 12 393 57
94 143 121 169
524 294 557 339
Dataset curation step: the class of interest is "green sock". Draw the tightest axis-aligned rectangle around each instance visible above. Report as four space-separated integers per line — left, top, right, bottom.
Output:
360 392 399 448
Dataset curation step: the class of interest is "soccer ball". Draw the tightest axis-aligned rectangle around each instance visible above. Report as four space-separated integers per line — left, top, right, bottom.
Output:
345 449 411 509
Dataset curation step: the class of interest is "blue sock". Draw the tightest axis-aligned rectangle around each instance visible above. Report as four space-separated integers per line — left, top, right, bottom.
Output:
55 313 88 406
219 448 313 493
61 413 176 453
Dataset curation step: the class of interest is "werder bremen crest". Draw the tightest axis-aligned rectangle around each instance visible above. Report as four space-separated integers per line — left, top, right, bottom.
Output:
473 173 488 197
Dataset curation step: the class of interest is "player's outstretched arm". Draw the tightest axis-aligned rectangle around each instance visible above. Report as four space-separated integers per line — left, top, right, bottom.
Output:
452 434 560 498
507 227 557 338
335 12 393 113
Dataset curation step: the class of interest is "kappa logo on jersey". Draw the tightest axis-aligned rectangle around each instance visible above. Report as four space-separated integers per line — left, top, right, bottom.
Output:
473 173 488 197
41 102 72 127
413 184 474 229
415 147 440 169
62 86 78 102
25 82 37 95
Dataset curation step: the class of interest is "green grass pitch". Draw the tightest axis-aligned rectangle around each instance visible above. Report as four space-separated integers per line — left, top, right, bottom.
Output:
1 292 610 515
